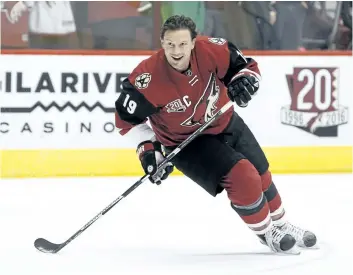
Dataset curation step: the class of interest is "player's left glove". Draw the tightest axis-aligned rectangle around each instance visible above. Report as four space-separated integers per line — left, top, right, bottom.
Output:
227 69 260 108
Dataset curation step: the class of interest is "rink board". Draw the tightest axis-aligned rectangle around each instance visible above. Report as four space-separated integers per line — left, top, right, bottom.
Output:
1 52 352 178
1 146 352 178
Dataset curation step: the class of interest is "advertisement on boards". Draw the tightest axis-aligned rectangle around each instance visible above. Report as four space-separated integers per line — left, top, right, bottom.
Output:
0 70 126 133
0 55 150 149
280 67 349 137
0 54 352 150
234 56 352 147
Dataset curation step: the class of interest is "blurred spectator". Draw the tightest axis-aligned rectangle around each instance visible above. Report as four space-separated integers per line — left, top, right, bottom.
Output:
272 1 308 50
223 1 278 50
86 1 153 50
341 1 352 49
302 1 352 49
341 1 352 31
1 1 29 48
203 1 228 39
160 1 205 34
2 1 79 49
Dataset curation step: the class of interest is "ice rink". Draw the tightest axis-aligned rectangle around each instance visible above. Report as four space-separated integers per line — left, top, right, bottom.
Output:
1 174 352 275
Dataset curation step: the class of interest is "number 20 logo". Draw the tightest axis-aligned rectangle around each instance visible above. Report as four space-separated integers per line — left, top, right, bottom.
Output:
294 68 337 112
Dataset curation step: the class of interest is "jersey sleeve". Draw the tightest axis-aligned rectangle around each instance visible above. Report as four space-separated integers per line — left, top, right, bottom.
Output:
205 37 261 86
114 77 159 146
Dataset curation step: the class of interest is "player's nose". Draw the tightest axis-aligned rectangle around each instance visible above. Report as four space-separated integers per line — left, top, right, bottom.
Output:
172 46 183 55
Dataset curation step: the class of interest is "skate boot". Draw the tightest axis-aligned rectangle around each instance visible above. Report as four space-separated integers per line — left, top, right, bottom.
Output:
276 221 317 248
258 225 300 255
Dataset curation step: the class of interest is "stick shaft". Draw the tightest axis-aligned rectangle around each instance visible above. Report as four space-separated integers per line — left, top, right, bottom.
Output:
45 101 234 252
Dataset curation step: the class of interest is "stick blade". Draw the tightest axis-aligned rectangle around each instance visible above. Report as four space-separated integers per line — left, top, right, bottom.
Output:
34 238 62 254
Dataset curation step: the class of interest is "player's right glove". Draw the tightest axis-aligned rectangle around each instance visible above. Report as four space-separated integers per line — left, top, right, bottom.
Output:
136 140 174 185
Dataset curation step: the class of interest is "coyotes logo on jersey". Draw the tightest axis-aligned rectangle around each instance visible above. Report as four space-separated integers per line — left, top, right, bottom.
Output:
181 73 220 127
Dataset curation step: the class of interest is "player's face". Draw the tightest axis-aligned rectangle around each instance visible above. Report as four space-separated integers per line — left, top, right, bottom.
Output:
161 29 195 72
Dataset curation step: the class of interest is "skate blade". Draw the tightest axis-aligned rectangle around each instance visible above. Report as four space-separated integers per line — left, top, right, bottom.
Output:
298 243 320 250
283 245 301 255
259 239 301 255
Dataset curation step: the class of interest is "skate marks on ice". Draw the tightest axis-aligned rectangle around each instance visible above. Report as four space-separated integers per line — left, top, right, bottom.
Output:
26 240 333 275
23 239 332 275
190 242 332 274
0 174 352 275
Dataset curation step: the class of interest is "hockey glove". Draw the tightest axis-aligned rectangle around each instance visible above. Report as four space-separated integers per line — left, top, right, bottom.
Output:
137 140 174 185
227 69 260 107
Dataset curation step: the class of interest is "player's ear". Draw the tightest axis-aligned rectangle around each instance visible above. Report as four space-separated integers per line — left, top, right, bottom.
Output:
191 38 196 49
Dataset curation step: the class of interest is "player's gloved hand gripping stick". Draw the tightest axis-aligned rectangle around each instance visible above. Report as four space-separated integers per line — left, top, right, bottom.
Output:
34 101 234 254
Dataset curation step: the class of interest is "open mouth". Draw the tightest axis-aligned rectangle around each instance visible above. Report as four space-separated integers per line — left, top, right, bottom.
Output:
172 56 183 61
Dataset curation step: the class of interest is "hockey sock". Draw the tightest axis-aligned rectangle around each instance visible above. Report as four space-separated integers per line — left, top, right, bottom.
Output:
222 159 272 235
261 170 286 226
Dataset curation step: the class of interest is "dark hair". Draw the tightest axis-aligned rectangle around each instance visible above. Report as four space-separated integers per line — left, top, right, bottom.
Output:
160 15 198 39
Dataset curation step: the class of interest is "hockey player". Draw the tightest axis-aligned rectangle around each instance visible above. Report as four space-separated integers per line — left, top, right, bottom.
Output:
114 15 317 254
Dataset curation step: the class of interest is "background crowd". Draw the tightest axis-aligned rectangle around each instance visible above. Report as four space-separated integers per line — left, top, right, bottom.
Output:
1 1 352 51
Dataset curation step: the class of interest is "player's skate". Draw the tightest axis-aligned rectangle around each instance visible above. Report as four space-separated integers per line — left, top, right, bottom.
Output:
259 225 300 255
276 221 317 249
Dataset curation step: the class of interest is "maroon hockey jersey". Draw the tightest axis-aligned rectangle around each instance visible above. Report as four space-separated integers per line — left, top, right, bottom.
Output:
115 36 260 147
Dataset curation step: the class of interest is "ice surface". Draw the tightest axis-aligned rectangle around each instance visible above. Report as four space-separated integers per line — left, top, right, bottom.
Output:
0 174 352 275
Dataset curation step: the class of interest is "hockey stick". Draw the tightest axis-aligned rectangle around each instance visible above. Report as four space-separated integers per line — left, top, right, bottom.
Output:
34 101 234 254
